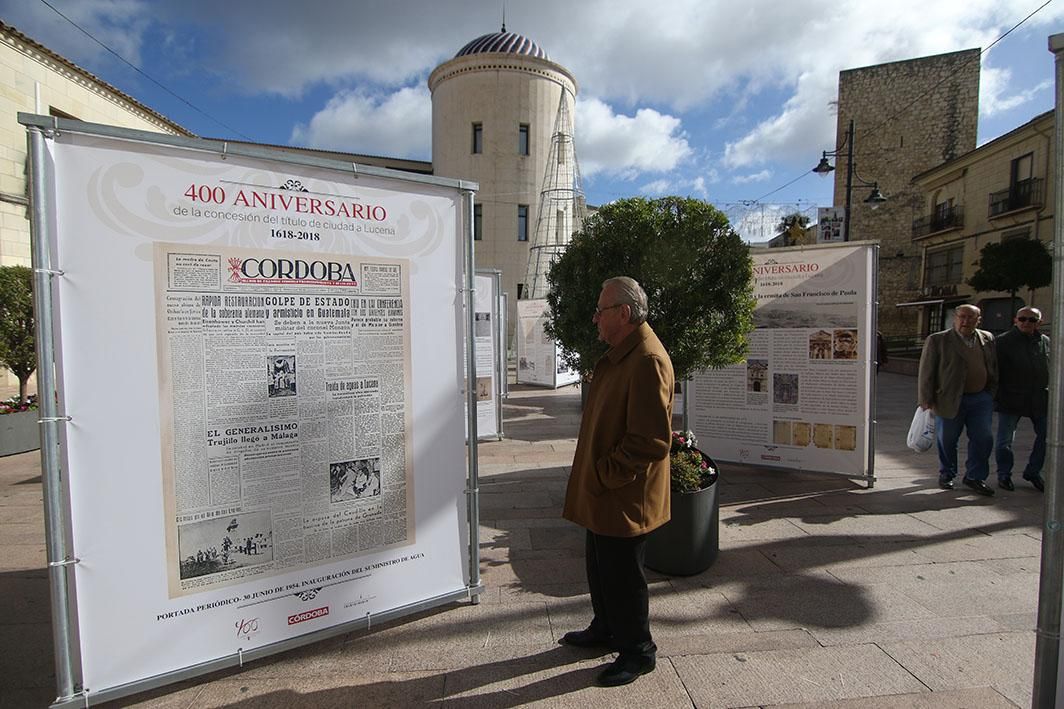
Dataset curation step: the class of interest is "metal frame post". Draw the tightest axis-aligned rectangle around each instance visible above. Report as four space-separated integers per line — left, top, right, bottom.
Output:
1033 31 1064 708
866 244 879 489
27 126 82 702
462 189 482 603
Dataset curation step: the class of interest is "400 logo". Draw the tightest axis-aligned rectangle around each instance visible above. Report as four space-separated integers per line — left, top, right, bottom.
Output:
235 617 260 641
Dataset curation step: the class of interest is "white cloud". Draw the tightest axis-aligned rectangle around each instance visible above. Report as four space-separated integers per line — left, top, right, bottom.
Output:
732 169 773 184
291 86 431 159
576 97 692 178
981 68 1053 117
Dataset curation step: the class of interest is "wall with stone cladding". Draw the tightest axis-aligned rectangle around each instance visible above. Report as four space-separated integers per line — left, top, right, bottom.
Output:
835 49 980 338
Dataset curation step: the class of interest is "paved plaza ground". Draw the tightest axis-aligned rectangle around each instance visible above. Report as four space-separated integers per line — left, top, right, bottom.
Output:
0 371 1049 707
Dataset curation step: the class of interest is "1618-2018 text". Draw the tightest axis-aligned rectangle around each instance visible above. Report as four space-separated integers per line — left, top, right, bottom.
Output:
271 229 321 241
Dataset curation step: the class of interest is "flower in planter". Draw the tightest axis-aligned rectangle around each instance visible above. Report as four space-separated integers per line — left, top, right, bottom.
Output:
669 430 717 493
0 394 38 415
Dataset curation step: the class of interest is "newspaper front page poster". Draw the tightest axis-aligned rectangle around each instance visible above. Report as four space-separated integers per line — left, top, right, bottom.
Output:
690 243 874 476
42 128 470 697
156 244 414 597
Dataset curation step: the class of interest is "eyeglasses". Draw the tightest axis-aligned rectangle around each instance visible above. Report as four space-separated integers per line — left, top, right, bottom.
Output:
1017 316 1040 323
594 303 624 316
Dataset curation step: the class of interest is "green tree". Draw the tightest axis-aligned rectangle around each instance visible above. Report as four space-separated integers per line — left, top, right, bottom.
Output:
967 238 1052 311
0 265 35 404
544 196 755 380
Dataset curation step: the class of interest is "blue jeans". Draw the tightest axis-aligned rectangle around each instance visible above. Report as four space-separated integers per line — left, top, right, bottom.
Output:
995 412 1047 480
935 390 993 482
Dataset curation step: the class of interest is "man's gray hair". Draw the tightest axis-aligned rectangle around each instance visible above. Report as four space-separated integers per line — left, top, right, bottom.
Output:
603 276 648 325
1018 306 1042 319
956 303 981 316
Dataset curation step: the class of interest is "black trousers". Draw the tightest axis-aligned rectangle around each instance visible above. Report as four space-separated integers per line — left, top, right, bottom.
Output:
585 529 655 659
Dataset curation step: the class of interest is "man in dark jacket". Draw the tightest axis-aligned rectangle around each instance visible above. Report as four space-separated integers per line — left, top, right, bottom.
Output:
994 306 1049 492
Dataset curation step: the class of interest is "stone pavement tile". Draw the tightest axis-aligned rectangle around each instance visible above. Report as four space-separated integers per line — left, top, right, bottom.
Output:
340 601 554 671
0 523 46 546
528 525 583 551
478 490 554 514
827 560 997 585
672 644 926 707
0 623 54 689
788 512 944 540
989 612 1036 632
718 482 779 504
650 586 753 636
667 548 784 586
481 556 585 587
0 504 43 524
809 616 1010 647
893 574 1040 618
191 673 446 708
911 534 1042 563
1 686 61 708
658 628 818 657
97 678 210 708
0 575 51 624
723 495 862 518
723 574 936 632
0 547 46 573
767 686 1015 708
479 525 532 553
439 654 690 708
758 539 927 573
908 505 1040 536
880 631 1034 708
498 582 587 605
720 516 810 543
678 569 837 600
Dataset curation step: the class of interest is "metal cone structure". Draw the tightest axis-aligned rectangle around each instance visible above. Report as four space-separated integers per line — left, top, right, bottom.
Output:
521 89 586 300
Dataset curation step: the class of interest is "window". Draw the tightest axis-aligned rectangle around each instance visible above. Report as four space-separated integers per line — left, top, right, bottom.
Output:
555 209 565 243
924 245 964 287
517 205 528 241
472 123 482 154
516 283 525 299
473 204 483 241
1011 153 1033 186
518 124 529 155
1001 227 1030 242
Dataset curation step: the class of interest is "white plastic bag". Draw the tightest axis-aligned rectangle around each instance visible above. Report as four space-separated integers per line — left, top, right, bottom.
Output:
907 407 935 453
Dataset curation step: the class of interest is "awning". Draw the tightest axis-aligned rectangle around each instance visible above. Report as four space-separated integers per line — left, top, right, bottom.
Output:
895 295 970 308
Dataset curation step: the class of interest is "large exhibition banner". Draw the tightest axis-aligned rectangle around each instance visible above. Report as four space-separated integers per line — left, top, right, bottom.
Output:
516 299 580 388
690 243 875 478
40 127 472 698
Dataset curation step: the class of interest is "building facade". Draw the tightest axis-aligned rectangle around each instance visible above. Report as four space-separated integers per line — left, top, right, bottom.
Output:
429 30 578 327
0 21 190 269
909 109 1055 336
834 49 981 338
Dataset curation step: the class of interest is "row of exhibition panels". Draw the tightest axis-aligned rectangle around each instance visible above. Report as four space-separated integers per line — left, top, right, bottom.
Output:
19 115 877 707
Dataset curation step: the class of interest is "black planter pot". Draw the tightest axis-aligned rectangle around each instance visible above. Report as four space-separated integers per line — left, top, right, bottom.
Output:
644 480 719 576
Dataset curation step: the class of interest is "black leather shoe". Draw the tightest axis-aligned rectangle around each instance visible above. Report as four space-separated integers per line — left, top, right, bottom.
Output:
560 628 614 649
938 476 954 490
962 478 995 496
1024 475 1045 492
998 478 1015 491
597 655 656 686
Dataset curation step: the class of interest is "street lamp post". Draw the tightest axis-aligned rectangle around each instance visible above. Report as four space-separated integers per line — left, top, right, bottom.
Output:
813 119 886 241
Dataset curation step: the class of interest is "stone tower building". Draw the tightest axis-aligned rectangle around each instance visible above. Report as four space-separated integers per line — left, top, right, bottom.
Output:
429 29 578 327
834 49 980 337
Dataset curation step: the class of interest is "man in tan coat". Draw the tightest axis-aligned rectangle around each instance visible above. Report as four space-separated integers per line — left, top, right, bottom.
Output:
560 277 674 687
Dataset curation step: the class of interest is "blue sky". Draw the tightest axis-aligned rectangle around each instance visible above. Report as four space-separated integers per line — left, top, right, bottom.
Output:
2 0 1062 241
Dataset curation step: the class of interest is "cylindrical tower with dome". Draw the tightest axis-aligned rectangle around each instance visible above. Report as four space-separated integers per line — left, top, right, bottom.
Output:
429 28 577 329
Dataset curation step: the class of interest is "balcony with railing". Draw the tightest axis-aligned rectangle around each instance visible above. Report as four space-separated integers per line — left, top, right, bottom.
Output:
988 177 1043 218
912 205 964 240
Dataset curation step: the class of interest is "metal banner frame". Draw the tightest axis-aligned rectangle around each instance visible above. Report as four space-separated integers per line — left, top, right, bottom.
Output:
474 269 504 440
21 113 483 707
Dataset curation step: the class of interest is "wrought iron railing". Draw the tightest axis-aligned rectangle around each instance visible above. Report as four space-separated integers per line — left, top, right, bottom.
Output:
988 177 1043 217
912 205 964 239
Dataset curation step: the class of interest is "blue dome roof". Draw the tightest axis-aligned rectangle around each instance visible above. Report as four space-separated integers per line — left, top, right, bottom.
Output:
456 30 548 60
